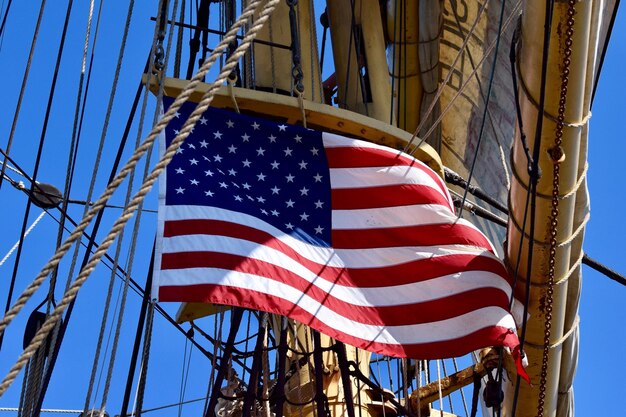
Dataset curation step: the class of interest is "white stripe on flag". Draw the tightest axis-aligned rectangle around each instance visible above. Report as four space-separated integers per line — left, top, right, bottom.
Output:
332 203 459 229
329 165 446 195
162 206 501 267
158 267 516 345
160 239 512 306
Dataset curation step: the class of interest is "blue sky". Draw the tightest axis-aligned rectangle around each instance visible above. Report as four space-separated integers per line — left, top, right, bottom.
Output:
574 4 626 412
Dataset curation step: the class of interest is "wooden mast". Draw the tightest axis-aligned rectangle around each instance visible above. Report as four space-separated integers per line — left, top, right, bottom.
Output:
326 0 393 123
249 0 322 101
386 0 423 133
504 1 597 416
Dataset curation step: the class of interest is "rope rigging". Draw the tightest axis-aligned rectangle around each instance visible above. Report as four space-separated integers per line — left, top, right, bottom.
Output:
0 0 13 41
509 2 556 415
0 148 217 360
0 0 46 191
92 0 184 409
0 0 49 353
35 0 147 409
2 3 89 410
0 0 281 397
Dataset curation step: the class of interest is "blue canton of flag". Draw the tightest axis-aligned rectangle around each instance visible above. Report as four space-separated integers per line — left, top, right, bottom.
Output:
163 97 332 246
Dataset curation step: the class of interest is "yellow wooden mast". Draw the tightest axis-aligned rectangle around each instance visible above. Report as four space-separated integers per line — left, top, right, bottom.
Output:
504 1 597 416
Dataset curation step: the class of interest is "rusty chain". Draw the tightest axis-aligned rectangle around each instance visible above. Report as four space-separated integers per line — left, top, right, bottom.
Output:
536 1 576 416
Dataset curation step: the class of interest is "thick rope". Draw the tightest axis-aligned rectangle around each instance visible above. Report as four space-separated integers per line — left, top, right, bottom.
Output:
435 360 444 417
508 209 590 249
0 0 279 397
516 60 592 127
510 157 589 200
510 251 585 289
0 0 268 337
0 0 266 336
523 315 580 351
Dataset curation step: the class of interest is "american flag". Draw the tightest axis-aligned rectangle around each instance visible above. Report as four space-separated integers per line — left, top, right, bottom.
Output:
154 97 523 369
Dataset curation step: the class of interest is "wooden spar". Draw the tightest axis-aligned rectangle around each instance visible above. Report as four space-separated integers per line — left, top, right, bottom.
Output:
326 0 393 123
504 1 595 416
145 77 442 176
386 0 423 133
408 348 518 413
410 362 487 411
249 0 323 102
556 2 605 415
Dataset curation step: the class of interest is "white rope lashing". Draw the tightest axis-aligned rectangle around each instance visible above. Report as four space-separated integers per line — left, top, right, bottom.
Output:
0 211 46 267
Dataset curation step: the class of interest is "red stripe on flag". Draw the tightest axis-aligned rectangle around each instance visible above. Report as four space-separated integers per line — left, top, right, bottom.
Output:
324 146 448 197
163 219 509 286
331 184 451 210
160 251 511 326
332 223 495 251
164 217 494 252
158 283 526 380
